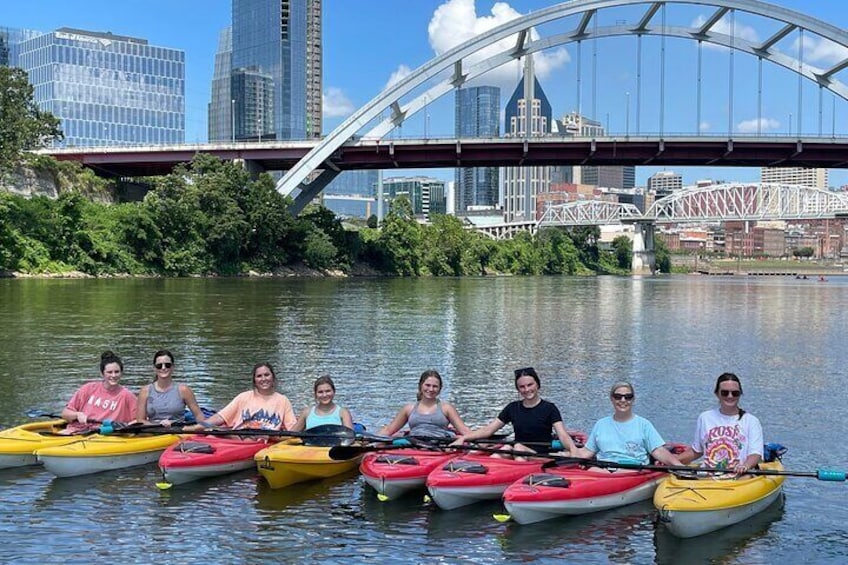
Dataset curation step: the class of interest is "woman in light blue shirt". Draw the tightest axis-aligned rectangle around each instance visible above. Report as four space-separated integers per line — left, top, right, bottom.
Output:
579 382 682 467
292 375 353 431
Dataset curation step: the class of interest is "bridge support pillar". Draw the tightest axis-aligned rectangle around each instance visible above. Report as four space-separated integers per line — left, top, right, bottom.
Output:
631 222 656 275
234 159 265 178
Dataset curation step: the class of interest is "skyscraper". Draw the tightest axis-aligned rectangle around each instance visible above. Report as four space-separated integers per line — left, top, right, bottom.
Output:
760 167 828 188
555 111 635 189
455 86 500 212
9 27 185 147
208 27 233 142
502 57 552 222
222 0 322 142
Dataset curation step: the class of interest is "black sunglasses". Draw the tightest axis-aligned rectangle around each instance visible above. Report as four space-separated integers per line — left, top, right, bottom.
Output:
719 389 741 397
154 362 173 370
612 393 634 401
514 367 537 378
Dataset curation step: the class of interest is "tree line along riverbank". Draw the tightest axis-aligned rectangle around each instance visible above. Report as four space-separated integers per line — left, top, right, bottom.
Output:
1 154 670 279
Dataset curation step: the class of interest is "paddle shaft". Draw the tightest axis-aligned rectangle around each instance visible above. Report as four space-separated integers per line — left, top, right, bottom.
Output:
545 459 848 481
329 441 580 461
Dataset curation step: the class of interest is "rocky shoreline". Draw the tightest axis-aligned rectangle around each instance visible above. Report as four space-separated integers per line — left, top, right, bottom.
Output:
0 262 388 279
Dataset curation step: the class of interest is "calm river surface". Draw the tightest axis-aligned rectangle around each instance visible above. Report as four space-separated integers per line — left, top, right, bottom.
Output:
1 275 846 564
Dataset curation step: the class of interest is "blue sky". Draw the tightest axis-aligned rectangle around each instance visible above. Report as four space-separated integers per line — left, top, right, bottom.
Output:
5 0 848 187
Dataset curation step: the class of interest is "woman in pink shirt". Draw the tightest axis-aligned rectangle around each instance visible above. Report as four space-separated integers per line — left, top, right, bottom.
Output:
61 350 138 434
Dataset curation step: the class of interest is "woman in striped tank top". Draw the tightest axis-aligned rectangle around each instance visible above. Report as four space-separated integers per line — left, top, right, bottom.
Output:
292 375 353 431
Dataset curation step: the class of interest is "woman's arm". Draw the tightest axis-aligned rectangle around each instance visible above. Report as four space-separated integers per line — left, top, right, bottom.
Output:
442 402 471 436
61 406 86 424
340 407 354 429
179 385 206 424
552 421 577 454
452 418 505 444
676 446 702 465
291 406 310 432
378 404 412 436
651 445 685 466
135 385 150 423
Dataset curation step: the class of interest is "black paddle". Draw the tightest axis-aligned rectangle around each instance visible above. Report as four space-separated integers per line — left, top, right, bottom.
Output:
328 441 581 461
541 458 848 481
105 422 357 443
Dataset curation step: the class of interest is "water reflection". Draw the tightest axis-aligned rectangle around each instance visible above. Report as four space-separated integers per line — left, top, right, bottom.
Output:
653 494 785 565
1 276 847 563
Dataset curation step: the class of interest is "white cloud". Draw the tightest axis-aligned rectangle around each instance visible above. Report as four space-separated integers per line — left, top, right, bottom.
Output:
322 87 355 118
384 64 413 90
792 35 848 66
427 0 569 92
736 117 779 133
691 15 759 51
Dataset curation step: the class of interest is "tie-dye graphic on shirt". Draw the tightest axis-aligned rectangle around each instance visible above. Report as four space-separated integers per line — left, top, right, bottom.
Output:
703 423 745 468
238 408 283 430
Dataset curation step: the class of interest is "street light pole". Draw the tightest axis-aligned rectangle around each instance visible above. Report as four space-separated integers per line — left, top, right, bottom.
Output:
231 99 236 143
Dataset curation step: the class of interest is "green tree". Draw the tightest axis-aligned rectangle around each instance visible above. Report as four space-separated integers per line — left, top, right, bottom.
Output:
655 237 672 273
0 67 63 171
612 235 633 270
378 196 422 276
422 214 471 276
537 228 580 274
792 246 815 258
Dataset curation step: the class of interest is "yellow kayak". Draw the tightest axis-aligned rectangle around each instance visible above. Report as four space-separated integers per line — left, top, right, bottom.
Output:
654 460 785 538
0 420 83 469
35 433 182 478
255 441 362 489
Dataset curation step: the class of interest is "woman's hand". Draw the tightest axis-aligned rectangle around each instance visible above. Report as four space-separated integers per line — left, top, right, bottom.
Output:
76 412 88 424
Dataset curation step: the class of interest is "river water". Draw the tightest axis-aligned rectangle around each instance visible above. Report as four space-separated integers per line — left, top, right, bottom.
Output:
1 275 846 564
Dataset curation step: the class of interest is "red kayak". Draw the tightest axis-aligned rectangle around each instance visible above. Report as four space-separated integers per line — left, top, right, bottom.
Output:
426 454 549 510
360 448 458 500
158 435 274 487
503 467 667 524
502 442 688 524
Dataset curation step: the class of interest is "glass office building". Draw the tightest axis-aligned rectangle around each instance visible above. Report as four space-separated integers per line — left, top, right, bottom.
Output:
14 27 185 147
455 86 500 212
226 0 322 141
208 27 233 143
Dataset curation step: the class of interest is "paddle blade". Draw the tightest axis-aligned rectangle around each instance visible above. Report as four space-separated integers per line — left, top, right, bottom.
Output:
328 445 364 460
493 514 511 523
377 493 389 502
25 409 58 419
302 424 356 447
155 482 174 490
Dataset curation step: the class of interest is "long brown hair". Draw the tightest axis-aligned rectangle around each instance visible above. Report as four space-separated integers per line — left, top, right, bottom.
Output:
714 372 745 420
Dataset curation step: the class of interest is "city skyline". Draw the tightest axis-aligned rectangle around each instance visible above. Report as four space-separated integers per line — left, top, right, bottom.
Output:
4 0 848 187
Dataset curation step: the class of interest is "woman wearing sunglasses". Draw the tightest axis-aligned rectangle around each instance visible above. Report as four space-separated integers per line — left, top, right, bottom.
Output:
578 382 683 467
679 372 763 475
136 350 206 426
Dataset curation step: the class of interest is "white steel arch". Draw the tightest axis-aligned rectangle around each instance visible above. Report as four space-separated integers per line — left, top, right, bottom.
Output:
539 200 645 226
648 183 848 221
280 0 848 213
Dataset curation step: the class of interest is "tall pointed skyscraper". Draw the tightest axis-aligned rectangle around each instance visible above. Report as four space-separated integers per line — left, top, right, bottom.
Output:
502 56 552 222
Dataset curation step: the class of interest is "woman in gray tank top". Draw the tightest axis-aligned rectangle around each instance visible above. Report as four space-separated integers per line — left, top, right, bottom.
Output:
378 370 470 439
135 350 206 426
